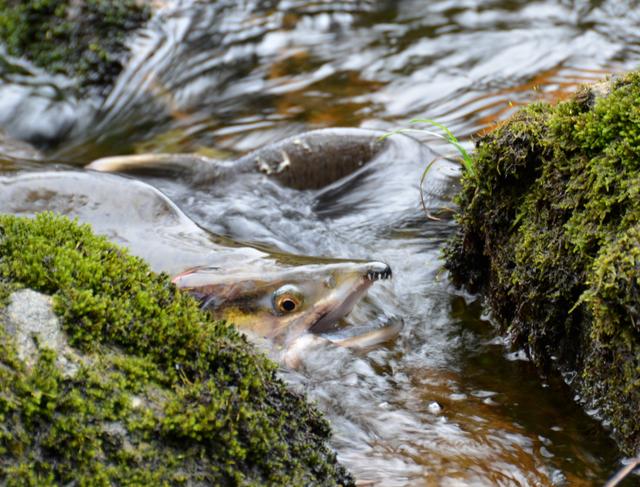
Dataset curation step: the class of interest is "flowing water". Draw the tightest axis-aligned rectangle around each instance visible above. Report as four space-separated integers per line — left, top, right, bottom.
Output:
1 1 639 485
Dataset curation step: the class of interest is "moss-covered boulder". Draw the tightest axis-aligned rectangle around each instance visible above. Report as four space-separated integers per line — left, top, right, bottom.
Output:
446 72 640 455
0 0 150 93
0 213 353 485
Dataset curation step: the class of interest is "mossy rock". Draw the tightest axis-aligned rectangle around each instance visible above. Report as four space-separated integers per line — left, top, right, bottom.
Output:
0 212 354 485
0 0 150 93
446 72 640 455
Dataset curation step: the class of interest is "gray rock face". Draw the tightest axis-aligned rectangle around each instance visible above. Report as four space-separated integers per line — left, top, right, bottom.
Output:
1 288 79 376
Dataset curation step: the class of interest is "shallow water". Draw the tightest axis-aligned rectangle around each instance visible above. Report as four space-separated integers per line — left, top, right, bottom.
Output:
1 0 639 484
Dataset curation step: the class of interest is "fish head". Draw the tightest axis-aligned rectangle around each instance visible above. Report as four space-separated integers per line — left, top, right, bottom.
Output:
172 260 392 344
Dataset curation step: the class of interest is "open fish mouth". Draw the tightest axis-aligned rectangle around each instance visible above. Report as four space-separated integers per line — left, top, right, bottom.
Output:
309 261 392 334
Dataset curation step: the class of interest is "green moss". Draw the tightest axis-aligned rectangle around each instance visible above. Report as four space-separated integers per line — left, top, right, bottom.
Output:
0 280 17 308
0 0 150 93
446 72 640 454
0 213 353 485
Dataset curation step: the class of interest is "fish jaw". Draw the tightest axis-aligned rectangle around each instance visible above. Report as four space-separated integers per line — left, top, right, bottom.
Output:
307 272 376 334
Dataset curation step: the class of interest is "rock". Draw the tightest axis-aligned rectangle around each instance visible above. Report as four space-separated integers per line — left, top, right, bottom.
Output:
0 213 354 485
446 71 640 455
0 0 151 94
1 289 79 377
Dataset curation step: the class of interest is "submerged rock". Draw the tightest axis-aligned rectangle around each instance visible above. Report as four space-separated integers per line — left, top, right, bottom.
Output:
446 72 640 455
0 213 354 485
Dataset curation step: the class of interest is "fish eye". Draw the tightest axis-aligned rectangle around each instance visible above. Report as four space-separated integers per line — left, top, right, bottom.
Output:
272 285 304 314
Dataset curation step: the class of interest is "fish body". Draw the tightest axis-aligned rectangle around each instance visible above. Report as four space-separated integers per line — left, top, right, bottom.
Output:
87 127 435 191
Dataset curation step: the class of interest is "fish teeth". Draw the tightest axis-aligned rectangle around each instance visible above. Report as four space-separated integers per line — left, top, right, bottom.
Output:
366 269 392 281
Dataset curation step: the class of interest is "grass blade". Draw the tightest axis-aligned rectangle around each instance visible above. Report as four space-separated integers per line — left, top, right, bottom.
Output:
409 118 475 177
419 157 441 221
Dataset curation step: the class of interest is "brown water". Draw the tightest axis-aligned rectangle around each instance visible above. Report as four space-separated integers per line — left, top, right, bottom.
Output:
1 1 639 485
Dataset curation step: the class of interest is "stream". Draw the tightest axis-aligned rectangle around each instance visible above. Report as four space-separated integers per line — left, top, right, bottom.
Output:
1 1 639 485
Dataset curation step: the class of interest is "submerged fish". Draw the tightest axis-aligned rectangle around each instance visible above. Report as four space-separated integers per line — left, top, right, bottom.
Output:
0 169 399 365
87 127 395 190
86 127 439 200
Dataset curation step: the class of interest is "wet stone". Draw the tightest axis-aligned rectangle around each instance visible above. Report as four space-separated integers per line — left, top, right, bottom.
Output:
1 288 79 376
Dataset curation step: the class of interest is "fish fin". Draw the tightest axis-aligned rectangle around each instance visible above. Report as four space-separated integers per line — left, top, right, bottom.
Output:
328 319 403 351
